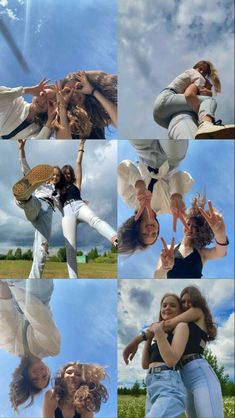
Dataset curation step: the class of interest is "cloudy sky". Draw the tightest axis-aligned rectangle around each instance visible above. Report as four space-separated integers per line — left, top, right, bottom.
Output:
118 140 234 279
118 0 235 138
0 140 117 257
118 279 235 387
0 0 117 138
0 279 117 418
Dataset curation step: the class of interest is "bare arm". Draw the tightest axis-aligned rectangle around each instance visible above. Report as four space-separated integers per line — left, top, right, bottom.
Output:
123 330 154 365
43 390 56 418
76 139 86 189
184 83 200 113
163 308 203 331
54 82 73 139
154 237 175 279
152 322 189 367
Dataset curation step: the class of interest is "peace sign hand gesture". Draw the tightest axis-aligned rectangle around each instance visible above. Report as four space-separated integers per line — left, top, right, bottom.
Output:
160 237 175 271
198 200 226 236
170 193 189 232
135 189 155 221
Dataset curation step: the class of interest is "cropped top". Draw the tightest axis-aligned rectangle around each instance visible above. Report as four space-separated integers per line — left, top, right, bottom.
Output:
167 244 203 278
149 332 173 363
54 407 81 418
183 322 208 355
60 184 82 207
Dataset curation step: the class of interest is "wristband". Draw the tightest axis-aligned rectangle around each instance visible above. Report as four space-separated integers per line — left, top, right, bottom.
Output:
215 236 229 246
79 149 84 152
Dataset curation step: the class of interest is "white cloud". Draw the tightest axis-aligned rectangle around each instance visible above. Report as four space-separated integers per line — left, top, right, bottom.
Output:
0 0 8 7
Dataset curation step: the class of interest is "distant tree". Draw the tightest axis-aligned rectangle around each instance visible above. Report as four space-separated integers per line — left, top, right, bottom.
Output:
6 249 15 260
87 247 99 260
110 243 117 253
57 247 67 262
204 347 230 394
14 248 22 260
77 251 83 256
22 249 33 260
103 251 107 257
130 381 141 397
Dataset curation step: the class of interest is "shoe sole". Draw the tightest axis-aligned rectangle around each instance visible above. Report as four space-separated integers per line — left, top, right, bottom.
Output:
13 164 54 200
195 126 235 139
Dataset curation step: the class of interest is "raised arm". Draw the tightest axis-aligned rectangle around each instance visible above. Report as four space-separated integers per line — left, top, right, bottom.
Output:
76 139 86 189
18 139 31 175
54 82 73 139
76 71 117 127
150 321 189 367
154 237 175 279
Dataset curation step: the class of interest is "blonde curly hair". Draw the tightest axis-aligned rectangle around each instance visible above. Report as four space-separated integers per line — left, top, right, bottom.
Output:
193 61 221 94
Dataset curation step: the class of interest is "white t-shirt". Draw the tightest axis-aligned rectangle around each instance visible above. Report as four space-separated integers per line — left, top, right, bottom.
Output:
167 69 206 94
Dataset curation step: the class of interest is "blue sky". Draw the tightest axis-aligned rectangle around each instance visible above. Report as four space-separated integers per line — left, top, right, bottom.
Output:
118 140 235 279
118 0 235 138
0 0 117 138
0 279 117 418
118 279 235 387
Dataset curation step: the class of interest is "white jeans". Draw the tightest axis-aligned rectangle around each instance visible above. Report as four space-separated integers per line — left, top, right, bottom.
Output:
168 112 198 139
16 197 53 278
62 200 116 278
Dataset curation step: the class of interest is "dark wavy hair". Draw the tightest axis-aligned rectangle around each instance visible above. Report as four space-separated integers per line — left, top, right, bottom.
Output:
52 362 108 413
118 214 159 255
158 293 182 321
180 286 217 341
61 165 76 184
9 356 50 412
186 195 214 249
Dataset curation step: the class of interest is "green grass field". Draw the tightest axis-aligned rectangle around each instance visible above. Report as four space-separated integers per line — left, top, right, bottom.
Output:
0 260 117 279
118 395 235 418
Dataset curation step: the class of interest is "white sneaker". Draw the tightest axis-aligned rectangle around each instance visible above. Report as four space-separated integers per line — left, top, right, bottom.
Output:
12 164 54 200
195 122 235 139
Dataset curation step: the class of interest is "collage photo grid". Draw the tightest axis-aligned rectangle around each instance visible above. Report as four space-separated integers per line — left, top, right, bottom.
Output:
0 1 234 418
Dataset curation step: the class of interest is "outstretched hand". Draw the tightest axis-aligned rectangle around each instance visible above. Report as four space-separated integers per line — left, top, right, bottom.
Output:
123 340 140 365
75 70 93 95
135 189 155 221
18 139 26 149
28 78 51 96
160 237 175 271
198 200 226 235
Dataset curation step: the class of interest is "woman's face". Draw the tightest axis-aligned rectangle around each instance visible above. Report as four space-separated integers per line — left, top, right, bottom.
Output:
64 365 83 389
160 296 181 320
63 80 86 106
28 359 50 389
181 292 192 311
184 218 200 241
139 218 159 245
51 167 61 185
196 63 210 77
63 168 73 183
31 95 48 114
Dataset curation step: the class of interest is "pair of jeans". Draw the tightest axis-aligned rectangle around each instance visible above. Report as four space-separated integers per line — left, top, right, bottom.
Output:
153 89 217 129
180 358 224 418
168 112 198 139
16 197 53 278
62 200 116 278
145 370 186 418
6 279 54 304
128 139 188 171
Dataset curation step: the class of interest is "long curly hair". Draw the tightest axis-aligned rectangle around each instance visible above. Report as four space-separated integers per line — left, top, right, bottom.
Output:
186 195 214 249
9 356 50 411
193 61 221 93
53 362 108 413
118 214 159 255
180 286 217 341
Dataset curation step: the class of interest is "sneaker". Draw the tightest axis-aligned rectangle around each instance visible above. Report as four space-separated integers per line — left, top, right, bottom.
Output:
12 164 54 200
195 122 235 139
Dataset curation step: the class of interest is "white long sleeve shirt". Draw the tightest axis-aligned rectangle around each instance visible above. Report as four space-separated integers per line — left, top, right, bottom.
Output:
0 86 51 139
167 69 206 94
0 287 60 357
118 159 194 215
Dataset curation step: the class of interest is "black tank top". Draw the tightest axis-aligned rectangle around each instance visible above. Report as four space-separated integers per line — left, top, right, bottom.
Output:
183 322 208 355
149 332 173 363
167 243 203 278
54 407 81 418
60 184 82 207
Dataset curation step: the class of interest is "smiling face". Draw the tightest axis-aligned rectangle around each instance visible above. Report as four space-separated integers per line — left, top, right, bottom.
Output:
181 292 192 311
63 80 86 106
50 167 61 185
31 94 48 114
184 217 200 241
160 295 181 320
139 218 159 245
28 359 50 389
63 364 83 392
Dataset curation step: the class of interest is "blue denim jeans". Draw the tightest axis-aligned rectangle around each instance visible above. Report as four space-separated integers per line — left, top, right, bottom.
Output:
168 112 198 140
62 200 116 278
180 358 224 418
16 197 53 278
153 90 217 129
146 370 186 418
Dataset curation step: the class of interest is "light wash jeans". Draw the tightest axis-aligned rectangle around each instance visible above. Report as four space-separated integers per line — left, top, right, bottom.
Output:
6 279 54 304
146 370 186 418
153 89 217 129
168 112 198 139
62 200 116 278
128 139 188 171
180 358 224 418
16 197 53 278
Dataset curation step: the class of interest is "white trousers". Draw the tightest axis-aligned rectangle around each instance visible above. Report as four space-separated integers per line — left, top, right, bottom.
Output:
62 201 116 278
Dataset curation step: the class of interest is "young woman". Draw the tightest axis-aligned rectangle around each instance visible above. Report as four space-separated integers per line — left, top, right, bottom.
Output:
0 279 60 411
123 287 224 418
0 79 56 139
51 70 117 139
155 197 228 278
153 60 234 139
60 139 117 278
43 362 108 418
12 139 63 278
118 139 193 254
